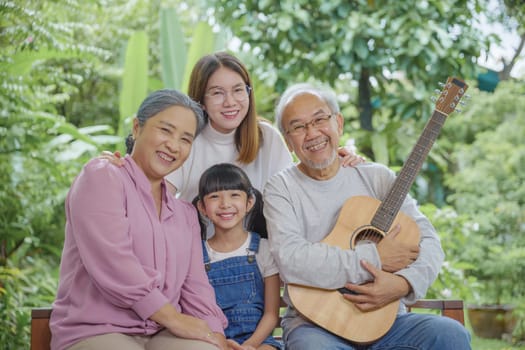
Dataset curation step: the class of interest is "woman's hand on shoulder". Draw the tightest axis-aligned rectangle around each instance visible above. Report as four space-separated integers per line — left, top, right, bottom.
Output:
99 150 125 167
337 147 366 167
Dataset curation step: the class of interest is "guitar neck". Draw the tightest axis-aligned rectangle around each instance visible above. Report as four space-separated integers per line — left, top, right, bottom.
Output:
371 110 448 232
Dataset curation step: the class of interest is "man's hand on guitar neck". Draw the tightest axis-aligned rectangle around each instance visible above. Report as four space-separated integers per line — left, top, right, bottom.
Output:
341 260 412 312
376 224 419 272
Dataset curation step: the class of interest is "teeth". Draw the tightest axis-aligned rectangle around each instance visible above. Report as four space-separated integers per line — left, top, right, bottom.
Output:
223 111 237 116
158 152 174 162
307 141 327 151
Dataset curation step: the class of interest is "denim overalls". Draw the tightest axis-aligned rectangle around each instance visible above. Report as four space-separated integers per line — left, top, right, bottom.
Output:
203 233 283 349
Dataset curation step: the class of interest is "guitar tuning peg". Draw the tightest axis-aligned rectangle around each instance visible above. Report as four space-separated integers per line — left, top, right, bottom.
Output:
455 108 462 113
434 89 442 94
430 96 437 102
459 100 467 106
438 82 445 87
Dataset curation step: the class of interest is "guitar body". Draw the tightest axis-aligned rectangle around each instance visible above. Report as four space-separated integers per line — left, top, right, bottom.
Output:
288 195 421 344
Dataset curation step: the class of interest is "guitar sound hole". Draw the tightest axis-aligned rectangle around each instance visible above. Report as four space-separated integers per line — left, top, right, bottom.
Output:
337 287 359 295
353 227 385 245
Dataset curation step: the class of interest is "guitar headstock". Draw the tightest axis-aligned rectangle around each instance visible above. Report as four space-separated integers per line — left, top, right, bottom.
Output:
435 77 469 115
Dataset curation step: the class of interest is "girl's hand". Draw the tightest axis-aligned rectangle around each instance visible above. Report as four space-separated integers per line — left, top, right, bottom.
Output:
337 147 366 167
227 339 251 350
99 150 125 166
238 344 256 350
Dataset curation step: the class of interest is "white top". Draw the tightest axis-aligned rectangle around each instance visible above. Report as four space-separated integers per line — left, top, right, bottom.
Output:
165 120 293 202
204 232 279 278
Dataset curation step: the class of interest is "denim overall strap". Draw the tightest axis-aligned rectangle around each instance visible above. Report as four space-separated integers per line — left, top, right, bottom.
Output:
246 231 260 264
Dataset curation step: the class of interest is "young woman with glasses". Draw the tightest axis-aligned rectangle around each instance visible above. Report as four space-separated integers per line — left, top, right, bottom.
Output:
164 52 293 203
165 52 363 205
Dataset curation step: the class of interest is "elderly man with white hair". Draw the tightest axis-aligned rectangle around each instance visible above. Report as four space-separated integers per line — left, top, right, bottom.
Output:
263 83 471 350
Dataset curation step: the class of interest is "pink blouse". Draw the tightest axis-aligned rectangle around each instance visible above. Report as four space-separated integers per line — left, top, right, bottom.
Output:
50 156 227 350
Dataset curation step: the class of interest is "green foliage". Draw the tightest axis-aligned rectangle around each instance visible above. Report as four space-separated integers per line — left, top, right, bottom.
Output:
0 0 138 343
420 204 479 301
444 81 525 306
210 0 486 116
0 252 57 348
117 30 150 153
513 304 525 343
160 7 187 90
346 78 462 205
1 0 226 344
181 22 216 93
1 1 123 267
159 6 228 95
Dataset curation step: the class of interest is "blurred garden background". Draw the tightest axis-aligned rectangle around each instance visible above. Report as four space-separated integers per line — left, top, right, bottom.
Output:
1 0 524 348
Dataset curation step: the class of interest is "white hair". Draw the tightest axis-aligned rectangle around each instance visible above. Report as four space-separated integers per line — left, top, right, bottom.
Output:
274 83 340 134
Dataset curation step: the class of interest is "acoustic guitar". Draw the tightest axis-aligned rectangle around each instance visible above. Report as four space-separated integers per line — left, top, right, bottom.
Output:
287 77 469 344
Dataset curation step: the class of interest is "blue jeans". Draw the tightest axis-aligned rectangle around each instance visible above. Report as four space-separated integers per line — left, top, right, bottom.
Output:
285 313 471 350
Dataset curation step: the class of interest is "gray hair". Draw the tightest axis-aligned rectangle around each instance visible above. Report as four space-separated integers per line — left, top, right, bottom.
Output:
126 89 205 154
274 83 340 134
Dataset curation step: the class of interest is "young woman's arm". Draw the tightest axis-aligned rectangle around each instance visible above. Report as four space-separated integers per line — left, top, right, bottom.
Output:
241 274 281 349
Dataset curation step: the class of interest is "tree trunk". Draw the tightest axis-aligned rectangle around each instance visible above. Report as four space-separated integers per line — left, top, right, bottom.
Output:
499 32 525 81
358 69 373 131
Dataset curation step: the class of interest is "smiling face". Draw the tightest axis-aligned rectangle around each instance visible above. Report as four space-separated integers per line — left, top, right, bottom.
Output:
202 67 250 134
282 92 344 179
131 105 197 184
199 189 255 233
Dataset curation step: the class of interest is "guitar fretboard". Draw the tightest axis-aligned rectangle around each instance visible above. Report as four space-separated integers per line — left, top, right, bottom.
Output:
371 110 448 232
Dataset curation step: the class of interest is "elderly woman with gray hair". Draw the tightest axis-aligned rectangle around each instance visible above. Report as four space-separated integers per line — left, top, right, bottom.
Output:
50 89 244 350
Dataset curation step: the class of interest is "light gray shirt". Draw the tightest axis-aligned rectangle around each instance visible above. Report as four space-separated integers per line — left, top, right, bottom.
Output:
263 162 444 334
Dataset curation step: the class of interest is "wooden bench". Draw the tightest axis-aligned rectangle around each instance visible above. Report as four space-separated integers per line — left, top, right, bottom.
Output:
31 297 464 349
31 308 53 350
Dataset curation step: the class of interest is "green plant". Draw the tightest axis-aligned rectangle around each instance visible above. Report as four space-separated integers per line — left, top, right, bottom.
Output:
442 81 525 343
444 81 525 306
419 204 479 301
472 245 525 305
0 244 58 348
512 303 525 344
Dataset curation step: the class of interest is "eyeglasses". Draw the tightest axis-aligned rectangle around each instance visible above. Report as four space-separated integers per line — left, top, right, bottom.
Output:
286 114 333 136
204 85 252 105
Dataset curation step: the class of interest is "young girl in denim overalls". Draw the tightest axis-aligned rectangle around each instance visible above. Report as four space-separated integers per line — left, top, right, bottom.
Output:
194 163 283 350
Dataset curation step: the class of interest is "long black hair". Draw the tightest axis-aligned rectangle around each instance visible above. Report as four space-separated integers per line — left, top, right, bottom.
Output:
193 163 267 240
